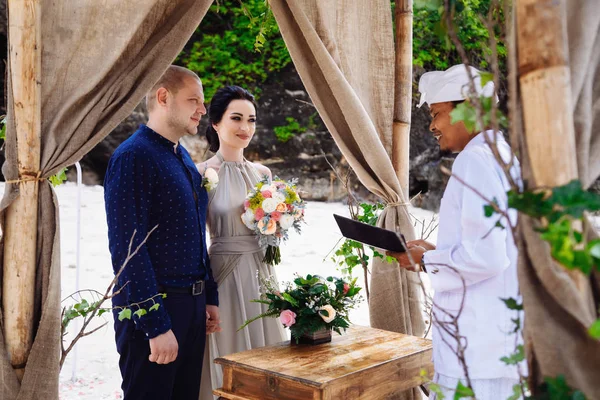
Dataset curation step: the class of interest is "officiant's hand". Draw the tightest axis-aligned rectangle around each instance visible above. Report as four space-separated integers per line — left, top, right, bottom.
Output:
386 240 434 272
206 305 222 334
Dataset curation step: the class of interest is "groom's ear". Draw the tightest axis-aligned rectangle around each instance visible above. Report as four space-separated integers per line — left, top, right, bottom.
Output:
155 87 169 108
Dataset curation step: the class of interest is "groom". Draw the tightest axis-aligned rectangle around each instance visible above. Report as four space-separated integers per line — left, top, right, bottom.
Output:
105 65 220 400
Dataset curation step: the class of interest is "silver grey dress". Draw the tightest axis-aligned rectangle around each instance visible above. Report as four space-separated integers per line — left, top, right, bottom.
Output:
198 152 286 400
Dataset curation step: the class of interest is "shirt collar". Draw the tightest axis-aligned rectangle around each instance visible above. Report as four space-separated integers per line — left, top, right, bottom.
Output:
138 125 180 153
464 130 505 151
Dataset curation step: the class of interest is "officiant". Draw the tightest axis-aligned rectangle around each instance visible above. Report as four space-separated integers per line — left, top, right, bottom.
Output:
386 64 525 399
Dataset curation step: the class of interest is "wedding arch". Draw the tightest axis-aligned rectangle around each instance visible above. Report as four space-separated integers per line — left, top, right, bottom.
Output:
0 1 598 399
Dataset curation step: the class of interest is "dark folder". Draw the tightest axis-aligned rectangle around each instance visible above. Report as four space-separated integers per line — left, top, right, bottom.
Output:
333 214 406 253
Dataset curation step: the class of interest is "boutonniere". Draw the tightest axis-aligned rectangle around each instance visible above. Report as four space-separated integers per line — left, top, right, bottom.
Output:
202 168 219 191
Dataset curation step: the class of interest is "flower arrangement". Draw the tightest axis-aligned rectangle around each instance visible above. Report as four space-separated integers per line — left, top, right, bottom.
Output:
240 274 362 343
202 167 219 191
241 177 305 265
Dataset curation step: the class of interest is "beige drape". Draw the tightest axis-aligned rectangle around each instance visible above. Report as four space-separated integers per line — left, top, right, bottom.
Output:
0 1 213 399
516 0 600 397
270 0 425 343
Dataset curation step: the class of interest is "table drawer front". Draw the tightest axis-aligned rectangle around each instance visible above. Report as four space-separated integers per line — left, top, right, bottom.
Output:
221 366 320 400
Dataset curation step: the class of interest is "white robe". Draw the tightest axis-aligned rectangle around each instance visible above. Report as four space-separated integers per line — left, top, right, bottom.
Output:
423 131 525 383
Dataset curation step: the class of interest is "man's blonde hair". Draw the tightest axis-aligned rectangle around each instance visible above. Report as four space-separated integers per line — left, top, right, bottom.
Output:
146 65 201 111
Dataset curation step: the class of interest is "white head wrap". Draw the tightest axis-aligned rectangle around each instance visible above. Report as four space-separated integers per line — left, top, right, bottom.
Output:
417 64 497 108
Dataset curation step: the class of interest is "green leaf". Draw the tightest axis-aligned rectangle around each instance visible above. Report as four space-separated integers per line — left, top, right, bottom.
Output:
0 116 6 141
483 203 496 218
49 167 68 187
97 308 108 317
282 293 299 307
134 309 148 318
450 102 477 133
588 319 600 339
500 297 523 311
479 71 494 87
453 381 474 399
118 308 132 321
500 345 525 365
149 303 161 312
507 383 523 400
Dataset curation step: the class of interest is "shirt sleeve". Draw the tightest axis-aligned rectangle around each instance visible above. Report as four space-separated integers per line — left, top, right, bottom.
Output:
424 151 512 293
105 151 171 338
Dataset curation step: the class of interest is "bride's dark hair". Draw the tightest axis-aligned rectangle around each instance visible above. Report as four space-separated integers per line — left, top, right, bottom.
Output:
206 86 257 152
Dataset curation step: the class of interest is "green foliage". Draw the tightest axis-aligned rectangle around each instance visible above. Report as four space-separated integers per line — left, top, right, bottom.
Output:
507 180 600 275
331 203 395 276
500 345 525 366
450 96 509 133
0 115 6 141
240 274 362 342
412 0 506 70
453 381 475 399
177 0 291 100
49 167 68 187
501 297 523 311
273 117 306 143
535 375 587 400
588 319 600 340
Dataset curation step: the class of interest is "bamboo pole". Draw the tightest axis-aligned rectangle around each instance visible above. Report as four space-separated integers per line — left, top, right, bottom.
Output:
3 0 42 381
515 1 587 291
393 0 413 198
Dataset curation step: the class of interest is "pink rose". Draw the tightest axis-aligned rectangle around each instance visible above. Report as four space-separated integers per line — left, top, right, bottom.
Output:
270 211 282 221
261 190 272 198
279 310 296 327
243 199 250 209
343 283 350 295
287 204 293 211
254 208 265 221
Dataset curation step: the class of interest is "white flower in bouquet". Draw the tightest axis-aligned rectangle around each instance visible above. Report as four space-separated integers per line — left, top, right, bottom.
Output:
261 198 279 213
241 209 255 230
318 305 337 323
202 167 219 191
272 191 286 203
279 214 295 230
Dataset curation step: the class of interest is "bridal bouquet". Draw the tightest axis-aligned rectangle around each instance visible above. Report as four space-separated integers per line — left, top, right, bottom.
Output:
241 177 305 265
240 274 362 344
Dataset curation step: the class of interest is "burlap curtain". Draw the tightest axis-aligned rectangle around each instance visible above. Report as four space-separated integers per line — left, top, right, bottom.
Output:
516 0 600 397
270 0 425 340
0 1 213 399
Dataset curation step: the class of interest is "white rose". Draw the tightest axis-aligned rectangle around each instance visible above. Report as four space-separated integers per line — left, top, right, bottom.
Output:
272 191 286 203
279 214 295 230
318 305 336 323
202 167 219 191
241 209 256 229
261 198 279 213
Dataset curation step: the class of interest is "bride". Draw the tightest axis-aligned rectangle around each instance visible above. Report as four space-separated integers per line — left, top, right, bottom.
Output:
197 85 287 399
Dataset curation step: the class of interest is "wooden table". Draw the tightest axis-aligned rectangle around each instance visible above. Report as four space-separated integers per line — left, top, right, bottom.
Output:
214 325 433 400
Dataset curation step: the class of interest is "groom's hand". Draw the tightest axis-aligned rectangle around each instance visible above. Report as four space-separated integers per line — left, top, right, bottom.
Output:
149 329 178 364
206 305 222 334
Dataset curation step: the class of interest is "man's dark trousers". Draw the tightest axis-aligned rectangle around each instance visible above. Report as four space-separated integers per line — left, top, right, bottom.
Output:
115 292 207 400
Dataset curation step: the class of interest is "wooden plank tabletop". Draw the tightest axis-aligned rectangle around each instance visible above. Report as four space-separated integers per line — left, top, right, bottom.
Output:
215 325 432 387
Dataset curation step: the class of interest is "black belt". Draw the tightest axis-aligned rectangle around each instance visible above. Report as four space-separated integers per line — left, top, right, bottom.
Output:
157 280 205 296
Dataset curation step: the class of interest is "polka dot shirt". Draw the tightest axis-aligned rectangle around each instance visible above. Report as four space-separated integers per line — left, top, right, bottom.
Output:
104 125 218 338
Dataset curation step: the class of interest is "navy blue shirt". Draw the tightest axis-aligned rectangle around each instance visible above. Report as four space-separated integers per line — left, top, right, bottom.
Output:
105 125 218 338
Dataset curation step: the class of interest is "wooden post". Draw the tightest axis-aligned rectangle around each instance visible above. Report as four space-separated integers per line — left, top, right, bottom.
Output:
392 0 413 198
3 0 42 381
516 0 577 186
515 1 587 289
